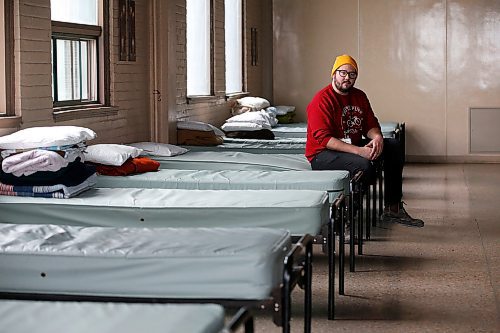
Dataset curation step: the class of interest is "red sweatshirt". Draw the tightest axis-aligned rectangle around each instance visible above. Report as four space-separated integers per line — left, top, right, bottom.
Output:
305 84 381 161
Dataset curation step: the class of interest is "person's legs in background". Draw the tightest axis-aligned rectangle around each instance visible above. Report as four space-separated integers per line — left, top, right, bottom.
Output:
381 138 424 227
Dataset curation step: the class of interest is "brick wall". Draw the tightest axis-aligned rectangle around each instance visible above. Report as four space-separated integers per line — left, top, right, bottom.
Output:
13 0 151 144
6 0 271 141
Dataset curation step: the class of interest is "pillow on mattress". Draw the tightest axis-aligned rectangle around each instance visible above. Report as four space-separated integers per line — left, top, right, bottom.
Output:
84 144 143 166
221 122 272 132
177 129 223 146
226 110 277 127
0 126 96 150
237 97 270 110
177 121 225 137
128 142 189 157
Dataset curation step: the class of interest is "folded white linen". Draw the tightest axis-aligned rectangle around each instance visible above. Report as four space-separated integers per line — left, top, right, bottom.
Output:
2 150 70 176
226 110 277 127
221 122 272 132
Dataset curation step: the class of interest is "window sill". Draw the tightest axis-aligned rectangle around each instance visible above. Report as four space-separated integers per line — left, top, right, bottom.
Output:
225 92 249 100
186 95 218 104
53 105 119 122
0 115 22 129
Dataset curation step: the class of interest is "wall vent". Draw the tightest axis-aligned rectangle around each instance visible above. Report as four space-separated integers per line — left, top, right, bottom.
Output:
470 108 500 153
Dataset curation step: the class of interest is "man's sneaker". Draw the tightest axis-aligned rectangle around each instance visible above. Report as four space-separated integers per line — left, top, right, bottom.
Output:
381 205 424 228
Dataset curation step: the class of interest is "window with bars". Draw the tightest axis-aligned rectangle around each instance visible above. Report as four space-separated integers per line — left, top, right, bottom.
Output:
51 0 102 107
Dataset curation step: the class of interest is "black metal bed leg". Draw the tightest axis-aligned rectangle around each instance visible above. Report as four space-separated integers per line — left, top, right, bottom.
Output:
281 268 291 333
379 167 383 222
244 317 254 333
366 185 371 240
349 172 363 273
349 192 356 272
339 203 346 295
357 186 364 256
304 241 313 332
328 214 335 320
372 180 378 227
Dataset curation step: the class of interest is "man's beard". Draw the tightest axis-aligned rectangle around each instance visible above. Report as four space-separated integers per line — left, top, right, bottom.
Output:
334 79 353 93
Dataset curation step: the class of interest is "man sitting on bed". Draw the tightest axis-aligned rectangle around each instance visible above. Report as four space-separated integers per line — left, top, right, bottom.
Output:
305 54 424 228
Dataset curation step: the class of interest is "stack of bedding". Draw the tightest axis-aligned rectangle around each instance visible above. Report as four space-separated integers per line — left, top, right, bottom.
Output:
0 126 97 198
222 96 277 139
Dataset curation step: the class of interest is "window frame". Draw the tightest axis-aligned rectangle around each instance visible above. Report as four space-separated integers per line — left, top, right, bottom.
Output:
51 0 110 111
51 22 100 107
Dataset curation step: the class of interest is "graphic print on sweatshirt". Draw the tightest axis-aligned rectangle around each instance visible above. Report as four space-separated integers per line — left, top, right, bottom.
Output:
342 105 363 138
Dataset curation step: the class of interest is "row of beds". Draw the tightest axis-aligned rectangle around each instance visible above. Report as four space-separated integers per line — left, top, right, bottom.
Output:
0 122 404 333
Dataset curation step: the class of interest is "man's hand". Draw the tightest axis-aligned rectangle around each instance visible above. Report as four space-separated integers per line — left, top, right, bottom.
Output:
357 146 375 160
364 135 384 160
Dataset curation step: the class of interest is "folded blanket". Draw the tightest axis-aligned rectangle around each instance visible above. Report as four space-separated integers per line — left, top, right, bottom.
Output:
92 157 160 176
0 173 97 198
177 129 224 146
0 161 96 187
2 150 69 176
225 129 275 140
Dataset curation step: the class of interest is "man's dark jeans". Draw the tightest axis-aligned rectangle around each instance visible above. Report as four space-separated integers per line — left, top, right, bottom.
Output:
310 138 404 206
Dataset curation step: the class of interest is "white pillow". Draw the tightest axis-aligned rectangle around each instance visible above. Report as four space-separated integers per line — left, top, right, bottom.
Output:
237 97 270 110
177 121 225 137
84 144 143 166
226 110 277 127
221 122 271 132
128 142 189 157
0 126 96 150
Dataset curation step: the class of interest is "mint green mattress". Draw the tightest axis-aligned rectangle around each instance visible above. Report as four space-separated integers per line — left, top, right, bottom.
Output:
270 121 400 139
0 300 225 333
0 188 329 235
95 168 350 197
0 223 291 300
151 151 312 171
183 137 306 154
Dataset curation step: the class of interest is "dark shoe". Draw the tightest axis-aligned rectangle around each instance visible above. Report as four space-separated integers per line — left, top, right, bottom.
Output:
381 205 424 228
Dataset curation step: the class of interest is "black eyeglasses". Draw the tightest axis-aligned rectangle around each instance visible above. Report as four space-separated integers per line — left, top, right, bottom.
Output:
336 70 358 79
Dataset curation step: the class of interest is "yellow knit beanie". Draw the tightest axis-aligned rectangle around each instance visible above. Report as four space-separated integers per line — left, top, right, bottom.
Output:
331 54 358 77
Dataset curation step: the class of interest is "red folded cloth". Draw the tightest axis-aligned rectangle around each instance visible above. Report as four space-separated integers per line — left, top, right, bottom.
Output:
94 157 160 176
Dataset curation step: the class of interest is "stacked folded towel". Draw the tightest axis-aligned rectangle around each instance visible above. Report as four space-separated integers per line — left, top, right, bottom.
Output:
0 126 97 198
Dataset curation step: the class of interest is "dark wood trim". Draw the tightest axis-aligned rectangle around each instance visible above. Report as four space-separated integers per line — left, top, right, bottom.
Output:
103 0 110 106
53 105 118 122
210 0 215 96
128 0 136 61
5 0 14 116
51 21 102 38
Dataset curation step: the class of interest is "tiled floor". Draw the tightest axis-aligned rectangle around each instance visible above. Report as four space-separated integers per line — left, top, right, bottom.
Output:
250 163 500 332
